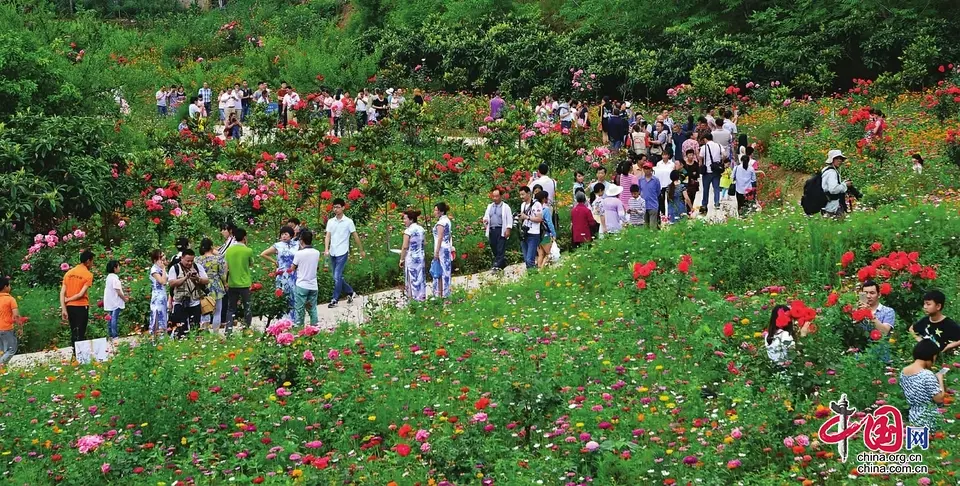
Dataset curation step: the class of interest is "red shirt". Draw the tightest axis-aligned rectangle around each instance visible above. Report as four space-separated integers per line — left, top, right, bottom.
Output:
570 203 597 243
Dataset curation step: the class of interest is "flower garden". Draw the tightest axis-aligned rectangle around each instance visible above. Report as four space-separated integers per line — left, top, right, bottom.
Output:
5 4 960 483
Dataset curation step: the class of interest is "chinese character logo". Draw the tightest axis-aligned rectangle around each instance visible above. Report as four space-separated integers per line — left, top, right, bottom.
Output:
817 393 922 462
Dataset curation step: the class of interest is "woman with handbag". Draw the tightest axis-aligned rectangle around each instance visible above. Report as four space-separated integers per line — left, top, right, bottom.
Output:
535 191 558 269
197 238 227 332
432 202 454 299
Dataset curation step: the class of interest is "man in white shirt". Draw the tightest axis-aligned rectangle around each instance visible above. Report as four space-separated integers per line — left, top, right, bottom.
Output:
355 90 369 129
517 186 543 270
559 98 574 130
482 188 513 272
156 86 169 116
698 132 726 214
226 83 242 122
324 198 366 308
722 110 738 155
291 229 321 326
528 163 557 206
654 152 676 216
282 88 300 126
711 125 733 163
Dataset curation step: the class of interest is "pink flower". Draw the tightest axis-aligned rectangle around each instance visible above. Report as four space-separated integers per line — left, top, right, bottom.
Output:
730 427 742 439
420 442 431 452
472 412 488 422
20 263 30 271
299 325 321 336
101 463 111 474
415 429 430 442
77 434 104 454
60 263 70 271
276 387 291 397
328 349 340 360
305 440 322 448
266 319 293 337
584 440 599 452
303 350 315 362
795 434 810 446
274 152 286 160
206 193 216 201
783 436 795 448
117 220 126 228
275 332 294 345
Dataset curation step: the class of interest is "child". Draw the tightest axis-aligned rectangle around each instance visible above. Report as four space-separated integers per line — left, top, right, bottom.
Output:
573 171 585 200
912 154 924 175
667 170 687 223
103 260 129 343
719 165 732 200
908 289 960 355
628 184 645 226
0 276 20 365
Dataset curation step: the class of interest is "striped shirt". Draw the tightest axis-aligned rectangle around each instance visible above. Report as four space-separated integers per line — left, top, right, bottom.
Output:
198 88 212 103
628 196 645 225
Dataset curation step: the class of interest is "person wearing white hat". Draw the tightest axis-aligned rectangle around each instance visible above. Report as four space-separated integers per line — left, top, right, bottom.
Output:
601 183 627 234
821 149 850 218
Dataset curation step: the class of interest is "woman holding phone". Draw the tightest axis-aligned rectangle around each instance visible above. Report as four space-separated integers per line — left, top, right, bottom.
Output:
900 338 947 430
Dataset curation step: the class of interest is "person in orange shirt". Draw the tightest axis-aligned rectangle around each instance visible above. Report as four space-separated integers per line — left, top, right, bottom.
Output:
0 276 20 365
60 250 95 345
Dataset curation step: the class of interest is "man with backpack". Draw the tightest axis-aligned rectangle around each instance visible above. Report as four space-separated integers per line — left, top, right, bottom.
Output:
168 249 210 338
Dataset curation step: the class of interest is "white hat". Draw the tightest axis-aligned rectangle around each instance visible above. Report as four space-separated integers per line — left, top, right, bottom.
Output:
386 88 395 95
604 184 623 198
825 149 847 165
624 101 632 108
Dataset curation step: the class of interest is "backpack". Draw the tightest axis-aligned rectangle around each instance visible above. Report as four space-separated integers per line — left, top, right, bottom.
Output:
800 167 837 216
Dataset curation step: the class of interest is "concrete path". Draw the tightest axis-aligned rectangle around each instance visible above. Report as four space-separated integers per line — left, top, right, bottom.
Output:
5 264 526 369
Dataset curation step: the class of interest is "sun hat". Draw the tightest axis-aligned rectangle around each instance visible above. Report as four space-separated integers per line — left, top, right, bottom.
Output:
825 149 847 165
604 184 623 198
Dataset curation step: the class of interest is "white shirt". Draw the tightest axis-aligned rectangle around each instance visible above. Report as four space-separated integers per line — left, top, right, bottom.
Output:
654 162 674 187
189 104 201 118
483 202 513 238
229 90 242 109
293 247 321 291
520 201 543 235
283 92 300 108
218 92 231 109
766 330 795 366
723 119 738 135
356 96 368 111
103 273 125 311
528 175 557 206
711 128 733 158
156 90 167 106
699 141 724 173
325 215 356 257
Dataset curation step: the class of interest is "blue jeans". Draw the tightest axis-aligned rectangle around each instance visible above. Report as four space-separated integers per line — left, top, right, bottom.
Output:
157 105 167 116
610 139 623 151
561 120 572 130
108 308 121 339
295 286 319 326
330 254 354 302
522 233 541 269
0 330 18 365
701 171 721 209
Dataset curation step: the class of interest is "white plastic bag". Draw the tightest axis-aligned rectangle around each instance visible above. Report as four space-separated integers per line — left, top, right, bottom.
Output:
75 338 110 364
549 241 561 262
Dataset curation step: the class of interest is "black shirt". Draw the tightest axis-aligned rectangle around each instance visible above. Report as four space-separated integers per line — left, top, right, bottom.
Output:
912 316 960 352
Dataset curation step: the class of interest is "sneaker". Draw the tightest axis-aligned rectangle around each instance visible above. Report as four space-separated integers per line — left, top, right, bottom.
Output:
328 301 338 308
347 293 357 304
714 205 721 211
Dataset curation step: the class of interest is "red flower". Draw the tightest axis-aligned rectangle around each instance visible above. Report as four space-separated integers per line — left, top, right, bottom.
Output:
461 253 467 260
320 190 332 200
727 361 740 375
840 251 855 268
870 329 882 341
52 454 62 462
826 292 839 307
395 443 411 457
920 266 937 280
253 477 265 484
852 308 874 322
152 217 161 225
475 397 490 410
677 255 692 274
251 283 263 291
635 279 647 290
347 188 363 201
870 242 882 253
187 391 199 402
857 265 877 282
477 242 485 249
398 424 413 438
722 322 734 338
879 283 892 296
124 200 134 209
775 309 791 329
275 289 284 298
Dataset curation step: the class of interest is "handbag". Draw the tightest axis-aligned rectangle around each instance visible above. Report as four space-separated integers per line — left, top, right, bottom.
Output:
430 258 442 279
200 295 216 315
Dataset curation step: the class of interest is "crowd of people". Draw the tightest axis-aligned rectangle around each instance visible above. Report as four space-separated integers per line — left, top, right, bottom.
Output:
162 81 424 139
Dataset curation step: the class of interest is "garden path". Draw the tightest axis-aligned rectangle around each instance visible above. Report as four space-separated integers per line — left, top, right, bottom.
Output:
5 264 526 369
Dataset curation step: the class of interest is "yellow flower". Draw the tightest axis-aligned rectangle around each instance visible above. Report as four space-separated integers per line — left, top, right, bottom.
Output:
638 386 648 393
283 381 291 387
181 437 187 445
659 395 670 402
666 449 674 455
655 365 663 370
740 318 750 325
723 436 734 444
575 422 584 428
667 403 676 409
291 469 303 478
754 332 763 338
324 393 333 400
368 415 376 421
636 413 645 422
269 395 277 401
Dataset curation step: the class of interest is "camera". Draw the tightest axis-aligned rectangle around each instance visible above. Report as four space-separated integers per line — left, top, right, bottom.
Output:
847 185 863 200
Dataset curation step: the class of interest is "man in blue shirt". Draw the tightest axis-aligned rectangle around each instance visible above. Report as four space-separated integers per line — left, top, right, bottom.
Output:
859 279 896 363
638 162 661 230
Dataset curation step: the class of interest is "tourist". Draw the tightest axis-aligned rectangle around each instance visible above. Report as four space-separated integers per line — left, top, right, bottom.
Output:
240 80 253 120
559 97 574 130
178 117 189 132
169 236 190 269
324 198 366 308
286 217 304 241
225 228 254 334
0 276 20 365
331 95 344 136
675 115 695 162
639 162 661 230
821 149 849 219
732 154 757 216
399 211 427 302
627 184 645 226
576 101 589 129
528 163 556 207
413 88 425 108
148 250 169 344
765 304 813 366
218 221 237 257
908 289 960 354
650 121 670 160
601 183 626 234
228 83 243 121
628 124 648 162
355 89 369 129
518 186 544 268
590 183 606 237
570 191 597 248
573 170 585 197
900 338 947 430
198 82 212 116
681 148 700 214
431 202 454 298
615 159 639 212
197 238 227 332
537 97 551 123
260 226 299 322
912 153 924 175
666 171 687 223
607 110 628 151
699 132 724 214
60 250 94 346
291 229 321 325
490 92 504 120
282 86 300 126
482 188 512 273
654 151 675 216
188 97 203 120
589 166 608 194
721 109 738 155
224 112 242 140
218 88 232 122
155 85 169 116
277 81 289 123
168 249 209 339
535 191 558 268
372 89 388 121
103 260 128 342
